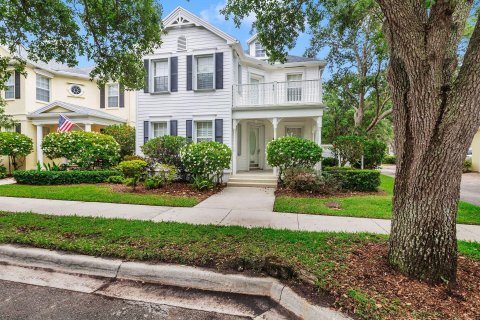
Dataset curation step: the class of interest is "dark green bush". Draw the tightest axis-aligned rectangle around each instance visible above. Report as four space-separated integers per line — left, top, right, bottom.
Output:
332 135 365 166
0 165 7 179
101 124 135 158
13 170 119 185
323 168 380 192
116 160 148 189
106 175 124 184
361 140 387 169
283 167 338 194
383 155 396 164
322 157 337 167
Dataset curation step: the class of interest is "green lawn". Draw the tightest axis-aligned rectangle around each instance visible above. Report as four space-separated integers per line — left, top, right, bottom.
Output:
0 212 478 320
274 175 480 225
0 184 198 207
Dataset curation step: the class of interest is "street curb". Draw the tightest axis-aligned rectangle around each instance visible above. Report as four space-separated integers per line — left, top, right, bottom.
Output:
0 244 350 320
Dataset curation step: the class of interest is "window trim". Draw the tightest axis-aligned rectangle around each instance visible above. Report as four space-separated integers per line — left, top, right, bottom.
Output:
193 119 215 143
193 54 216 91
106 83 120 109
254 42 266 58
285 126 304 138
151 58 171 94
150 121 170 138
4 74 15 100
35 74 51 103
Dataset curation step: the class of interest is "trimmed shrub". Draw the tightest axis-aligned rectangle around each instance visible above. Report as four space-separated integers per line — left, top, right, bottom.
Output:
322 157 337 168
383 155 396 164
0 165 6 179
42 131 121 170
181 141 231 185
116 160 148 189
266 137 322 181
142 135 187 166
101 124 135 158
13 170 119 185
123 155 146 162
323 167 381 192
361 139 387 169
0 132 33 172
464 159 473 173
332 135 365 167
106 175 124 184
284 167 339 194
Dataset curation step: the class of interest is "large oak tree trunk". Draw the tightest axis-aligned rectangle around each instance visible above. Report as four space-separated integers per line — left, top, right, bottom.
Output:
378 0 480 282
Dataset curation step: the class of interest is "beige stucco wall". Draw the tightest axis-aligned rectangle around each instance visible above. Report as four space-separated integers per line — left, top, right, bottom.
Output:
472 128 480 172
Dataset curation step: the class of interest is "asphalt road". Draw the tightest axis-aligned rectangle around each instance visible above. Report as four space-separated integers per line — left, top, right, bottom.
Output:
0 280 250 320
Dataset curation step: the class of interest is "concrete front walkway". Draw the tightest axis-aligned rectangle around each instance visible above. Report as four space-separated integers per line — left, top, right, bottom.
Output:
0 195 479 242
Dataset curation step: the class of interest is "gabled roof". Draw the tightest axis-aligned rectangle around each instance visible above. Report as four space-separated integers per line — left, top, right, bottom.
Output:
163 7 238 45
28 101 126 123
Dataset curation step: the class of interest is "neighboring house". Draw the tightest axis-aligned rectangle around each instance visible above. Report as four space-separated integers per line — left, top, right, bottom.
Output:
471 128 480 171
137 7 327 178
0 46 136 170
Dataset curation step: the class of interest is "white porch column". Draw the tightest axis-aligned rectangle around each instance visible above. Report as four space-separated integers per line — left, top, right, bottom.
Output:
315 116 323 171
232 119 239 175
36 125 44 167
272 117 279 176
84 123 92 132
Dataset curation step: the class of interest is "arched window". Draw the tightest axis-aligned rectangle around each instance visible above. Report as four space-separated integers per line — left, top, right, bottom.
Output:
177 36 187 52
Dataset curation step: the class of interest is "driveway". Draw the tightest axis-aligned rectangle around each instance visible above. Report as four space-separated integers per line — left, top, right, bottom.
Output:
381 165 480 206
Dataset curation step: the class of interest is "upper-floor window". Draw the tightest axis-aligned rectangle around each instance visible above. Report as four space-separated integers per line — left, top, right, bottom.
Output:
195 55 214 90
255 42 266 58
287 74 303 102
36 74 50 102
4 74 14 99
177 36 187 51
107 83 119 108
195 121 213 142
152 122 168 138
153 59 169 92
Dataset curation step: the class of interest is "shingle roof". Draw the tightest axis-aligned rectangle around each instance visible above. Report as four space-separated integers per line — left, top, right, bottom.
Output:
285 55 321 63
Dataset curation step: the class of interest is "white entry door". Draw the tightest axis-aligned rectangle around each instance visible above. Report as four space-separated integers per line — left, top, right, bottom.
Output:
249 126 261 169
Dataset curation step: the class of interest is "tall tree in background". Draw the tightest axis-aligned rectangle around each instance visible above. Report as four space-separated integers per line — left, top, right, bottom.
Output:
306 0 391 136
223 0 480 283
0 0 164 121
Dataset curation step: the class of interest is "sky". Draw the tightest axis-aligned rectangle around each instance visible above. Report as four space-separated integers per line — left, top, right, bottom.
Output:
77 0 330 77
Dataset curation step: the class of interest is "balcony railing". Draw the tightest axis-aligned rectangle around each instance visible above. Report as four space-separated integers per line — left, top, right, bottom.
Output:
233 79 322 108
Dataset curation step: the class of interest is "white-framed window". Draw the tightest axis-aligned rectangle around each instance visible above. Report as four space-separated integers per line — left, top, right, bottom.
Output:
255 42 266 57
36 74 50 102
69 84 83 96
107 83 119 108
195 121 214 142
153 59 169 92
195 55 214 90
285 126 303 138
177 36 187 51
152 122 168 138
4 74 14 99
287 74 303 102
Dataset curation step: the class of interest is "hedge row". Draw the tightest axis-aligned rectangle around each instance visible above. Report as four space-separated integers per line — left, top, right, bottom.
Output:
323 167 381 192
13 170 119 185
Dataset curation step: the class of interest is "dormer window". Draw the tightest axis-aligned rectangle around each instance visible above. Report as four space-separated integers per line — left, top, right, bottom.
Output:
177 36 187 51
255 42 266 58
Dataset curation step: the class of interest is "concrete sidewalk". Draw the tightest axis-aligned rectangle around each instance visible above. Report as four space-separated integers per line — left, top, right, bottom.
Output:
0 196 479 242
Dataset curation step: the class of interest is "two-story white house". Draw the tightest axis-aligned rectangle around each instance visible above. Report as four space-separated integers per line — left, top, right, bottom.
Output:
137 7 327 184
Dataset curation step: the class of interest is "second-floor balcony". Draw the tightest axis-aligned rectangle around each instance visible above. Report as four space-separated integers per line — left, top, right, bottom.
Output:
233 79 322 108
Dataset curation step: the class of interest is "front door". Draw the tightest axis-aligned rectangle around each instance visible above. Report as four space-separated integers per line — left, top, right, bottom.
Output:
249 126 261 170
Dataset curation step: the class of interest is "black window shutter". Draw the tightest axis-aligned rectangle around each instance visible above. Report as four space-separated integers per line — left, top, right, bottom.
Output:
100 86 105 109
119 84 125 108
186 120 193 142
170 57 178 92
143 121 149 144
14 71 20 99
215 119 223 143
215 52 224 89
170 120 178 136
186 55 193 91
15 123 21 134
143 59 149 93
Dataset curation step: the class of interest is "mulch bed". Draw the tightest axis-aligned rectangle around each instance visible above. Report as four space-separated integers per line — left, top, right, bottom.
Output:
328 242 480 319
108 182 225 201
275 188 386 198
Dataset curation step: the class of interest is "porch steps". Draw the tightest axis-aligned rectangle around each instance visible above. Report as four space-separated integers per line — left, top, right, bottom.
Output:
228 174 277 188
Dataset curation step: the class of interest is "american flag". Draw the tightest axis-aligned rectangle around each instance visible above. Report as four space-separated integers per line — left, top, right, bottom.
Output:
57 115 75 132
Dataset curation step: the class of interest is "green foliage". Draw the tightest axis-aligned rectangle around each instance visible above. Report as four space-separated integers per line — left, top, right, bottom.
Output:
0 0 164 91
0 132 33 171
42 131 121 170
324 168 381 192
144 164 177 190
383 155 396 164
322 157 337 168
143 177 162 190
361 139 387 169
0 164 6 178
332 135 366 166
266 136 322 181
284 167 338 194
464 159 473 173
106 175 124 184
181 141 231 184
141 135 188 172
123 155 146 161
191 176 215 191
13 170 118 185
102 124 135 158
116 160 148 189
